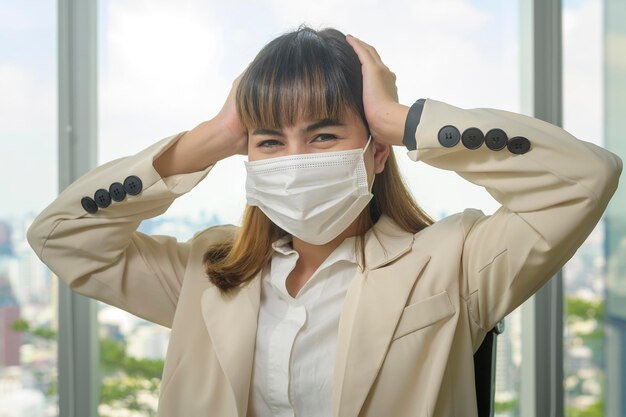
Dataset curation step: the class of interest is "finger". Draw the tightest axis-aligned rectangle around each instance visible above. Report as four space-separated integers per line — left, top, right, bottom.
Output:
350 36 384 66
358 39 383 63
351 36 379 64
346 35 377 68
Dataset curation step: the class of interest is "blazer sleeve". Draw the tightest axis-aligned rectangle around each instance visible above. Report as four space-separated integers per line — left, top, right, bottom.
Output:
406 98 623 340
26 131 215 329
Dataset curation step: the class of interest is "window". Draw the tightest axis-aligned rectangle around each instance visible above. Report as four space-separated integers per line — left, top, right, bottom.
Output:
561 0 626 415
0 1 59 415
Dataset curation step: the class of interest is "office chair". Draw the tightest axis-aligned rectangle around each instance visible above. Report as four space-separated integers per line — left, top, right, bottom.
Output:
473 319 505 417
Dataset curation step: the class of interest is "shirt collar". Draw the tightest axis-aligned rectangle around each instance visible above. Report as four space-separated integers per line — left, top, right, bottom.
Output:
268 235 359 301
271 235 296 255
270 234 359 266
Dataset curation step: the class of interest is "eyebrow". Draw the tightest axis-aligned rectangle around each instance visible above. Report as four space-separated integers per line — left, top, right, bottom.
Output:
251 118 346 136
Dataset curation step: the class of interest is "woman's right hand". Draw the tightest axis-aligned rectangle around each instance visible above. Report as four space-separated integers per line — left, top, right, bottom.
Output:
214 68 249 156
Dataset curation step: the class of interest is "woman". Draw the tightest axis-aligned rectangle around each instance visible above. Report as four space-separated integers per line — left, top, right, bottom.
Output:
26 25 622 417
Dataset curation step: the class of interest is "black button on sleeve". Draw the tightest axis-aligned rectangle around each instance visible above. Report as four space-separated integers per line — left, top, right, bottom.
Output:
438 125 461 148
94 189 112 208
461 127 484 150
123 175 143 195
109 182 127 202
485 129 508 151
81 196 98 214
508 136 531 154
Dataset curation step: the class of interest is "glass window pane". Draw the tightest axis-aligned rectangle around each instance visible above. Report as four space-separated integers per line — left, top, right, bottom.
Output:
562 0 607 415
98 0 520 414
604 0 626 413
0 1 59 416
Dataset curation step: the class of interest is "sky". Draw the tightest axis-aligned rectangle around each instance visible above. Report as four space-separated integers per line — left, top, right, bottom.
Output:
0 0 603 227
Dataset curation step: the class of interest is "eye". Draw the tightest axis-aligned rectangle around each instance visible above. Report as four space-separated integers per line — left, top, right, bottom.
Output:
312 133 338 143
256 139 283 148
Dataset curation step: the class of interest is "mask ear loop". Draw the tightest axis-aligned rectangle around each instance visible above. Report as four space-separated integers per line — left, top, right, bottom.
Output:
362 134 373 155
362 134 376 192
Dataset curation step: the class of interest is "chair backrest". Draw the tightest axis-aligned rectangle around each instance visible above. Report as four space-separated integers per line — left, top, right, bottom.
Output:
473 319 505 417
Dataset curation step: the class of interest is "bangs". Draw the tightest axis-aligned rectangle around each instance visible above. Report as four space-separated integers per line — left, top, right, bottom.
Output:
235 33 361 130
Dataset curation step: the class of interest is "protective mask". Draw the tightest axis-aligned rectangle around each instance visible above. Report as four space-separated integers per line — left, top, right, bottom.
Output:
244 136 375 245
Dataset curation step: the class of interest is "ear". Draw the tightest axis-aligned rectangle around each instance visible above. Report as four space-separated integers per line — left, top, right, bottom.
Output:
373 141 391 174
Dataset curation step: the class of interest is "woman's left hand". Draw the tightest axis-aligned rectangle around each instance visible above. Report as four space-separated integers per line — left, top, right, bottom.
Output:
345 34 409 147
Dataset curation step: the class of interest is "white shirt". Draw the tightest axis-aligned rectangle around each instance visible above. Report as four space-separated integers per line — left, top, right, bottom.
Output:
248 234 359 417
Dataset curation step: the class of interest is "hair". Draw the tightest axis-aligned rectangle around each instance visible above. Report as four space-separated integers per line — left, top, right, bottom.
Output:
202 23 435 294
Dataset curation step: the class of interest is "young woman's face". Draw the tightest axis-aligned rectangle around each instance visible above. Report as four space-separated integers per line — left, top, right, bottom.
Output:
247 107 390 181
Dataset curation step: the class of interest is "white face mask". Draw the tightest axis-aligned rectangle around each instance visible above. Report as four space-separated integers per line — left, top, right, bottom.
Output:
244 136 374 245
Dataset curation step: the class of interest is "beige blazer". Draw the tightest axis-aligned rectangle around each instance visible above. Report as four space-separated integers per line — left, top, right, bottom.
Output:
26 99 623 417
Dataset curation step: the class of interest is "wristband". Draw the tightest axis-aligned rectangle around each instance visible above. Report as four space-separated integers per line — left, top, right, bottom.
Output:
402 98 426 151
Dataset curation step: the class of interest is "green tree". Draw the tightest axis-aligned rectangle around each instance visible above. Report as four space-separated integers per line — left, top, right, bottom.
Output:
12 318 164 417
566 400 604 417
494 397 519 416
564 297 605 417
566 297 604 322
565 296 605 366
99 337 163 417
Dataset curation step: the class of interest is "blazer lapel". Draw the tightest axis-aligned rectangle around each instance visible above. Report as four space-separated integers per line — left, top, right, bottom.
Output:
200 269 262 417
332 215 431 417
199 214 427 417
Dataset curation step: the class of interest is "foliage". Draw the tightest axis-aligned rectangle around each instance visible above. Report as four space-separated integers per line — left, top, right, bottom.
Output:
565 400 604 417
12 317 164 417
11 318 30 332
99 337 164 416
11 318 57 340
494 398 519 414
565 296 605 369
566 296 604 322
